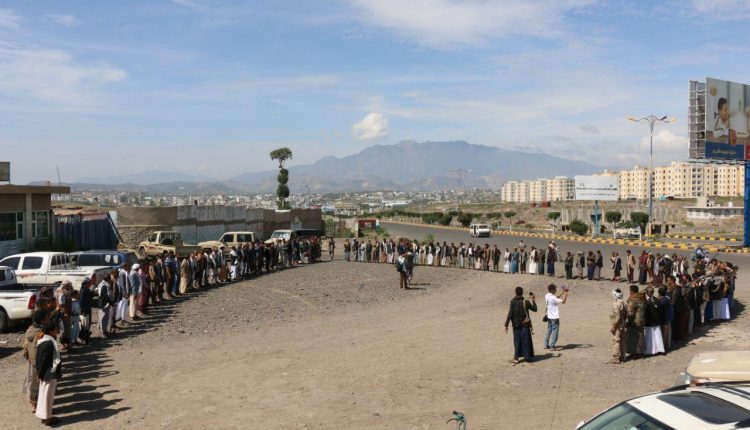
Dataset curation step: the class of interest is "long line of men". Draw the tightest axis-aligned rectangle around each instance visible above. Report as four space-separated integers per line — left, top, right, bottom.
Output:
16 237 327 425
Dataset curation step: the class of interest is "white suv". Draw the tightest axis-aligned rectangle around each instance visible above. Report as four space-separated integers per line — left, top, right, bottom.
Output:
577 382 750 429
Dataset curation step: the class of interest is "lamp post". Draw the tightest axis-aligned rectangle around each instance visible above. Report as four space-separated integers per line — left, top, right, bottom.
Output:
448 168 471 212
626 115 676 232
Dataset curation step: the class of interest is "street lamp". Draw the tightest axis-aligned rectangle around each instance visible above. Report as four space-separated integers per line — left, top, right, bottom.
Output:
448 169 472 212
626 115 676 231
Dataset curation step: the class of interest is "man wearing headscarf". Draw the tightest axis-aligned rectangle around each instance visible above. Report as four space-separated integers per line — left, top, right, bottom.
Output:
609 288 627 364
128 263 142 320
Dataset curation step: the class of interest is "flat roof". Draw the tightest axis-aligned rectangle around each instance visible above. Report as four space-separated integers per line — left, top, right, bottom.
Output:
0 184 70 194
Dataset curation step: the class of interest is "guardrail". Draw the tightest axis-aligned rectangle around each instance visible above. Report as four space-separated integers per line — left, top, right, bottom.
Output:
383 220 750 254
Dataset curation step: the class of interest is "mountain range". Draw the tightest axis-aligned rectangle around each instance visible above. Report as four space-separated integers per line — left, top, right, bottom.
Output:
69 141 600 193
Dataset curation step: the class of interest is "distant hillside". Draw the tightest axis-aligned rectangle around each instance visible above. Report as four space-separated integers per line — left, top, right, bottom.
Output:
66 140 600 193
77 170 217 185
231 140 600 192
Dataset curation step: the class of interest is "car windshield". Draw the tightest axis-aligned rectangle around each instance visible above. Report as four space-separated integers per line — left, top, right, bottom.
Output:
658 392 750 425
579 403 674 430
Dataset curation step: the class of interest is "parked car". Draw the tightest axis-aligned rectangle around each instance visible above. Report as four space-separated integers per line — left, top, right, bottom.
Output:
0 266 37 332
265 229 297 245
137 231 200 258
198 231 256 252
70 250 139 270
0 252 110 291
675 351 750 386
615 227 641 239
294 228 323 239
576 382 750 429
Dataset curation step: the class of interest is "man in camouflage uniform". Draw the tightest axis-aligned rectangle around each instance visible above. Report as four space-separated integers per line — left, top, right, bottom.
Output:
609 288 627 364
625 284 646 360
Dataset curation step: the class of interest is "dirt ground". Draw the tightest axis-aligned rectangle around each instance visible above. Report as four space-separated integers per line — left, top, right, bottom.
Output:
0 259 748 429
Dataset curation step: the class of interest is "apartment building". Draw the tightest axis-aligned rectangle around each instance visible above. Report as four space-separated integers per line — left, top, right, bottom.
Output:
501 162 744 203
501 176 574 203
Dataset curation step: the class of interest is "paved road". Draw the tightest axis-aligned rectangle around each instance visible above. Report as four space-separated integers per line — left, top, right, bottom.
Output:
382 221 750 274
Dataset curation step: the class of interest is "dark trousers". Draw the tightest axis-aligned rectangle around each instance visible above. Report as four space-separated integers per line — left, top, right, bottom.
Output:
513 326 534 361
565 266 573 279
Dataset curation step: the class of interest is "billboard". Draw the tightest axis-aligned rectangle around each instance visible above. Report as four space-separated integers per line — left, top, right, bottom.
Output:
0 162 8 182
705 77 750 160
575 175 618 201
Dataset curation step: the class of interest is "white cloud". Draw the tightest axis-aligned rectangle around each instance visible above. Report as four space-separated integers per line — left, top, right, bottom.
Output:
171 0 206 11
689 0 750 19
352 112 389 140
48 14 79 27
345 0 596 48
0 9 20 29
0 44 127 107
640 130 688 152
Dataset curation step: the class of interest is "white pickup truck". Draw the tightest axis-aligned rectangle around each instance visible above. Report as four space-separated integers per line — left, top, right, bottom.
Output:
0 252 110 291
0 266 37 332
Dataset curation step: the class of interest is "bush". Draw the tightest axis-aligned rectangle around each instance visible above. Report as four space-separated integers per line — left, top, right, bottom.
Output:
568 219 588 236
630 211 649 227
605 211 622 224
438 214 452 226
547 211 561 221
457 212 474 227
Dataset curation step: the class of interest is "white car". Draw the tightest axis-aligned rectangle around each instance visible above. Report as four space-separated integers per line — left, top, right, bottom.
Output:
264 229 297 245
469 223 491 238
576 382 750 429
676 350 750 386
0 266 37 332
0 252 110 290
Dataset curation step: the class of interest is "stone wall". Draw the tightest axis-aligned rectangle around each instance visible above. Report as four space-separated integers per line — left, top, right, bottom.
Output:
114 206 323 247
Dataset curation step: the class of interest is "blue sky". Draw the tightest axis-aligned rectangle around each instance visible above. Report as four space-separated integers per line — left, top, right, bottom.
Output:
2 0 750 184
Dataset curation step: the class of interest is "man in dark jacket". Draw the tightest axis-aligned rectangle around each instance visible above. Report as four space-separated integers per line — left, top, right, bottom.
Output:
504 287 537 364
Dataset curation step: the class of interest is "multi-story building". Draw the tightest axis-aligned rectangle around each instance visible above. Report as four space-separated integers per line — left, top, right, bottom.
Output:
501 162 743 203
500 176 574 203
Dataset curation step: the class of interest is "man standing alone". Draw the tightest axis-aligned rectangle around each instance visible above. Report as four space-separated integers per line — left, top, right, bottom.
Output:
544 284 568 351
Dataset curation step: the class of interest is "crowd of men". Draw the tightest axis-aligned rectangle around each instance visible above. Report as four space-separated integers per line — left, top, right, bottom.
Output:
10 230 742 424
17 237 326 426
344 236 739 365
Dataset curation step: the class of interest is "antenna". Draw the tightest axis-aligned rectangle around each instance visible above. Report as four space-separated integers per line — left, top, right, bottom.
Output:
56 166 62 185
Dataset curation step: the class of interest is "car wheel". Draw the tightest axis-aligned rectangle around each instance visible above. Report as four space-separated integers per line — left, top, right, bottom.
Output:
137 247 147 259
0 309 8 333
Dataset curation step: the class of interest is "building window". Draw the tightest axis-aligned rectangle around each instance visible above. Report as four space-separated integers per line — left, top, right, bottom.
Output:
0 212 24 242
32 211 50 239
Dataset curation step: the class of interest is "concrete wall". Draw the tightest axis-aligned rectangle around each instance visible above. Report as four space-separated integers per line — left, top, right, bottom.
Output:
560 207 683 225
114 206 323 247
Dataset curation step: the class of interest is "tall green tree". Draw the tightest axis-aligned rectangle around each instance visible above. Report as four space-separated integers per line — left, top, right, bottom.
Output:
630 211 649 234
605 210 622 238
547 211 561 233
503 211 517 231
270 147 293 209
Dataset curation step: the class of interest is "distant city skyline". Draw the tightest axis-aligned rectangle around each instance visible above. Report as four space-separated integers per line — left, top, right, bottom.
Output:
2 0 750 184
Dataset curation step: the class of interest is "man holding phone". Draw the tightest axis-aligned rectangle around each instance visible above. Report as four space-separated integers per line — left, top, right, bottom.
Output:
544 284 569 351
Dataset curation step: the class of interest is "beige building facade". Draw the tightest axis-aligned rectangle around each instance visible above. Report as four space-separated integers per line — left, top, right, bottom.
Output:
501 162 744 203
501 176 574 203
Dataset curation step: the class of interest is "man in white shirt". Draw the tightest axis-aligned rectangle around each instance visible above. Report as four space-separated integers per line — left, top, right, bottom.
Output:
544 284 569 351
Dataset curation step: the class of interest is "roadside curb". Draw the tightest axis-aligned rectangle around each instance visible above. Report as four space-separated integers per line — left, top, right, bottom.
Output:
383 220 750 254
664 234 740 242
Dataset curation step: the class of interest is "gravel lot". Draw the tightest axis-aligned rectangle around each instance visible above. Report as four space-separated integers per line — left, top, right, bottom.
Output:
0 259 748 429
